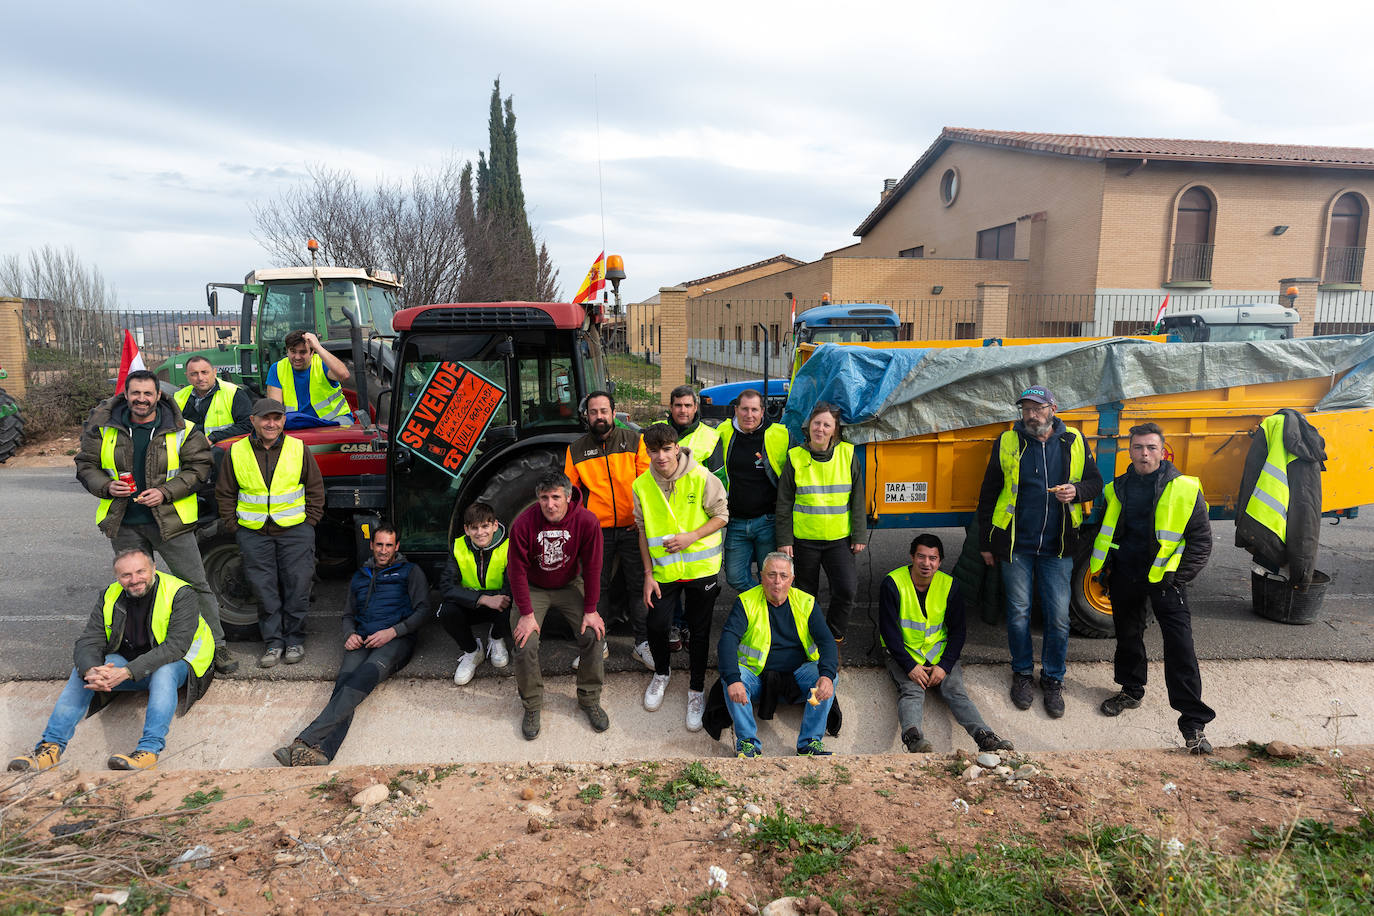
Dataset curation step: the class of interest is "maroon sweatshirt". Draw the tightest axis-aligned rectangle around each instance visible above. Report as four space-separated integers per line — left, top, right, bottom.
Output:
508 488 604 616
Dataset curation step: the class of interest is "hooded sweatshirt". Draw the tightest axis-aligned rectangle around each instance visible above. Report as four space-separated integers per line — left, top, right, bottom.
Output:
508 488 603 616
630 446 730 535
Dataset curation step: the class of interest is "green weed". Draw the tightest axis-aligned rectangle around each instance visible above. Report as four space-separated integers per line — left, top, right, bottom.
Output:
177 788 223 810
638 762 727 813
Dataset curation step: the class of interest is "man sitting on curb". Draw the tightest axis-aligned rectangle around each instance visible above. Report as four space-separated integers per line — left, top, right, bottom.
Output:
717 552 838 757
274 525 428 766
880 534 1014 754
9 549 215 772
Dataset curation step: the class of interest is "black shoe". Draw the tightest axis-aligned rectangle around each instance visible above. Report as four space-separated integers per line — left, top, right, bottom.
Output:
272 743 299 767
1010 673 1035 710
796 739 832 757
1100 691 1143 717
582 704 610 733
974 729 1014 752
1040 675 1065 719
1184 731 1213 755
521 709 541 741
902 728 932 753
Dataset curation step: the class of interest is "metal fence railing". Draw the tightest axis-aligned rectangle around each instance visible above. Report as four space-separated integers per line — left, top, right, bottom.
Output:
23 303 229 384
1170 242 1214 282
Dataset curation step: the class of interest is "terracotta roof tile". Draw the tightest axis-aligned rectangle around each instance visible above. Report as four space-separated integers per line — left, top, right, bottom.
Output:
685 254 805 288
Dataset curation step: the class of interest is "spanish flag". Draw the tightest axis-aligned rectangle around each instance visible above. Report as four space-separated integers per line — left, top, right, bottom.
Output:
571 251 606 304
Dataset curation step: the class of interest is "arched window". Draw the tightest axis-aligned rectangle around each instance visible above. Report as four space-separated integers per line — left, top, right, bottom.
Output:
1325 193 1365 284
1171 187 1215 282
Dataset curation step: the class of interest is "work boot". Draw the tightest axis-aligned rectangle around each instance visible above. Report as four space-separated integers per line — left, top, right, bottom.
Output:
1010 672 1035 710
1040 675 1065 719
8 741 62 773
273 743 303 767
521 709 541 741
107 750 157 771
213 646 240 675
902 728 933 753
582 704 611 733
290 744 329 767
1100 691 1144 717
1184 730 1214 755
974 729 1015 752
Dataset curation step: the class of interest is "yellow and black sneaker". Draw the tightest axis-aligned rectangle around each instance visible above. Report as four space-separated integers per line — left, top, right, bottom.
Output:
107 750 158 771
8 741 62 772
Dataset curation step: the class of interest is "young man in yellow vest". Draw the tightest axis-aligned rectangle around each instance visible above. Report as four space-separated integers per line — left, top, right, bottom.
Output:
439 501 513 685
1090 422 1216 754
174 355 252 443
74 369 237 674
880 534 1013 754
717 552 839 757
215 398 325 668
632 423 728 730
8 549 214 773
975 385 1103 718
265 329 353 428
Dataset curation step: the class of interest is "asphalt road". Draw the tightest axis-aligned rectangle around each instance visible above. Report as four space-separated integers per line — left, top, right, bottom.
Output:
2 466 1372 683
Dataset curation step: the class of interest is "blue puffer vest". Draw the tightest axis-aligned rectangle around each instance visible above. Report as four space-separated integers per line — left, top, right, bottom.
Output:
351 560 414 636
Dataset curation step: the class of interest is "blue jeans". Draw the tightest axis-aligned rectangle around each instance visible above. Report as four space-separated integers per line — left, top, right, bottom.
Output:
723 515 776 592
726 662 834 752
1000 553 1073 681
41 653 189 754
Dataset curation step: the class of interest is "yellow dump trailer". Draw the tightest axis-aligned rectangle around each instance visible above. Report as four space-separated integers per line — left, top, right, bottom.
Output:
786 336 1374 635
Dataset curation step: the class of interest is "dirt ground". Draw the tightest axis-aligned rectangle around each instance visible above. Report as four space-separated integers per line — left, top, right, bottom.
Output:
2 742 1368 915
5 429 80 467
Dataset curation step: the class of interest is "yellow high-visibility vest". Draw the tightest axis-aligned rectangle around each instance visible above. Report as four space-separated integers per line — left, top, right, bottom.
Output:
275 354 352 426
1242 414 1293 544
174 381 240 438
881 567 951 665
717 422 789 488
633 465 724 583
230 435 307 529
1091 475 1204 582
788 442 853 541
736 586 818 676
96 422 197 526
989 427 1087 553
453 538 509 589
101 573 214 677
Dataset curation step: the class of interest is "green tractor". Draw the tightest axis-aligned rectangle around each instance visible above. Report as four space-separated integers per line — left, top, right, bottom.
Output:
0 363 21 464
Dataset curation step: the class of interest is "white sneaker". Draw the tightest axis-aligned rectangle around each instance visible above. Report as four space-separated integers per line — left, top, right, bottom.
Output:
453 642 483 686
571 642 609 671
644 673 670 711
486 637 510 669
686 689 705 732
633 640 655 671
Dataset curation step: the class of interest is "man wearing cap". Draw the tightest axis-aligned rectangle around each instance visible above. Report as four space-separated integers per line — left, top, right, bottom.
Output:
976 386 1102 718
216 398 325 668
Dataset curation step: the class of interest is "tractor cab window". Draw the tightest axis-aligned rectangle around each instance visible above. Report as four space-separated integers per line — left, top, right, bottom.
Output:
363 284 399 336
577 332 607 406
322 282 364 342
257 281 315 374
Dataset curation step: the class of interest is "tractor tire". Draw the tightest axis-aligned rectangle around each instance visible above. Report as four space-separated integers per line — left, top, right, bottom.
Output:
0 387 23 464
198 529 262 642
472 448 566 528
1069 526 1115 638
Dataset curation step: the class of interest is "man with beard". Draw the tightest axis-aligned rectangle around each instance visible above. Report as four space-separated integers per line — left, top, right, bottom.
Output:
976 386 1103 718
75 370 236 674
564 390 652 669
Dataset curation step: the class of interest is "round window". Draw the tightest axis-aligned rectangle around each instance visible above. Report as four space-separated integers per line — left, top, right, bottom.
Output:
940 168 959 206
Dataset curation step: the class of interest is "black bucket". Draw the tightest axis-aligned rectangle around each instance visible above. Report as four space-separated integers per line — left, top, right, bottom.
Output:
1251 569 1330 625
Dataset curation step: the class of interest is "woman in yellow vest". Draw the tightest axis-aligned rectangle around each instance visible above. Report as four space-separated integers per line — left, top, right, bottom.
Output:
775 403 866 643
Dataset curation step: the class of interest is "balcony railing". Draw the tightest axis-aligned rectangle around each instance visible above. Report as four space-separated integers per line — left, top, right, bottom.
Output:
1324 246 1365 284
1170 242 1214 282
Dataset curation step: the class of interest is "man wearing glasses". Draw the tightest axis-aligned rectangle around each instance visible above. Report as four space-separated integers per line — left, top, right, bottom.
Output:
976 386 1103 718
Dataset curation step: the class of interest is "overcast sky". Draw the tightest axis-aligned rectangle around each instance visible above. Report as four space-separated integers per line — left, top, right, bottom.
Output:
3 0 1373 309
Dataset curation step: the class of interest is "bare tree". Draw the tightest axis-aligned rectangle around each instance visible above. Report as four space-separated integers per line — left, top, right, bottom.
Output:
0 245 124 357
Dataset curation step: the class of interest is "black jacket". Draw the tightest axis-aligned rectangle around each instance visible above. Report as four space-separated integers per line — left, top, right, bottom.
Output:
1235 409 1327 588
439 524 511 611
73 574 213 719
976 419 1104 561
1102 460 1212 586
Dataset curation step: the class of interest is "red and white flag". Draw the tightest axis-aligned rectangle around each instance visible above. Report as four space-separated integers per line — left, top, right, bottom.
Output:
1151 294 1171 331
114 329 145 391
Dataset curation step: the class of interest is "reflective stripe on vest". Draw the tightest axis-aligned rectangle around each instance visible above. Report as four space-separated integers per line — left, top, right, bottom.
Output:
276 354 352 426
174 381 240 437
788 442 853 541
736 586 818 676
1090 474 1204 582
718 421 789 489
989 427 1087 552
653 419 721 466
96 421 198 526
230 435 307 528
453 538 509 590
102 573 214 677
633 465 724 582
1242 414 1292 543
881 567 951 665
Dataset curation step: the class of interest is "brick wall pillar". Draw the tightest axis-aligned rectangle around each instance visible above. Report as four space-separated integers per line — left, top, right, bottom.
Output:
0 298 26 399
975 281 1010 338
657 285 688 407
1278 277 1320 337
